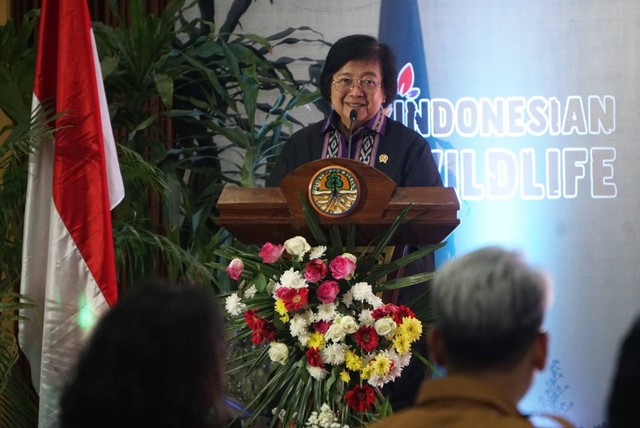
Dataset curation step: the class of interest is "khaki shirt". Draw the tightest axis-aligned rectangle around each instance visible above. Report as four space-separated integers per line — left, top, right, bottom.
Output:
367 376 574 428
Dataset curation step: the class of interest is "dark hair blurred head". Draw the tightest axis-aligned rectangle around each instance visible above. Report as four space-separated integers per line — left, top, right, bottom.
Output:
60 282 226 428
320 34 397 107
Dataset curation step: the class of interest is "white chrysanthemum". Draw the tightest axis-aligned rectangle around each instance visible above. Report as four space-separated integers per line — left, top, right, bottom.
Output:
244 285 257 299
290 313 310 337
366 294 384 308
305 411 320 428
358 309 375 326
382 349 404 382
317 404 337 427
396 349 412 368
301 309 314 323
341 290 354 308
386 358 403 382
224 293 246 316
321 343 348 365
309 245 327 260
280 267 308 289
351 282 374 302
307 366 329 380
298 333 311 347
367 374 385 387
315 303 337 321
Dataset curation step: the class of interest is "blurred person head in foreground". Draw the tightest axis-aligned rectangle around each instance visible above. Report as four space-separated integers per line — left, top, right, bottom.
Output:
368 247 575 428
59 281 227 428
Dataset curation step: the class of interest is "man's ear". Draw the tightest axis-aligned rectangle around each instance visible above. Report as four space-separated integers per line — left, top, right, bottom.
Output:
532 330 548 371
427 327 447 366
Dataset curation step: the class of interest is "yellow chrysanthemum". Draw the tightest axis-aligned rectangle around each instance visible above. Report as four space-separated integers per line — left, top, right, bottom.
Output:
393 334 411 354
275 299 287 316
361 364 373 380
344 349 363 371
398 317 423 342
339 370 351 382
307 332 325 349
371 354 392 376
274 299 289 322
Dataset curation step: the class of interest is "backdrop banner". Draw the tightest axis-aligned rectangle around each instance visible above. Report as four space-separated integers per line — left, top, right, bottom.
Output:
222 1 640 426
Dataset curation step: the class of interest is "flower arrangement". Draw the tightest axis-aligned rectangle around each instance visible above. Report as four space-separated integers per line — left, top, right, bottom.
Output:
218 208 443 427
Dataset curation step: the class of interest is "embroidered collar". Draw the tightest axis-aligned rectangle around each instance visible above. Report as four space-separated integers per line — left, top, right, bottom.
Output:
321 109 388 136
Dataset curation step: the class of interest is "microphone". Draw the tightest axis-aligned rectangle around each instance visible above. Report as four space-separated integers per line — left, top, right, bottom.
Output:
347 109 357 159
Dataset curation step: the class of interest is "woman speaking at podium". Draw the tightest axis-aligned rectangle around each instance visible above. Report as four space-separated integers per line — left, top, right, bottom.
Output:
266 34 441 189
266 34 443 410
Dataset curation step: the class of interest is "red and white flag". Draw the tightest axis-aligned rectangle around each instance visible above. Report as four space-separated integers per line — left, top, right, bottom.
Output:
19 0 124 425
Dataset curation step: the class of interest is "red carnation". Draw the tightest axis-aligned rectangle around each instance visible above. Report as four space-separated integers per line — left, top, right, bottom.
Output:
275 287 309 311
250 320 277 345
243 309 264 330
345 384 376 412
243 309 276 345
306 347 324 368
353 325 379 352
395 305 416 323
371 304 398 321
312 320 332 334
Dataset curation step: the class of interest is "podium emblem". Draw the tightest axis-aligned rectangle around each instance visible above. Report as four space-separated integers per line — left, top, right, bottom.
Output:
308 165 361 217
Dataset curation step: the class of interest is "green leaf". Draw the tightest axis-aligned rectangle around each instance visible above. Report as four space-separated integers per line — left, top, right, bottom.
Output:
254 272 267 292
154 72 174 110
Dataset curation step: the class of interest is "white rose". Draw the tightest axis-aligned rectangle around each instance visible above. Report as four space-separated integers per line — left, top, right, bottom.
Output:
342 252 357 264
325 322 346 342
268 342 289 365
339 316 359 334
284 236 311 258
374 317 397 336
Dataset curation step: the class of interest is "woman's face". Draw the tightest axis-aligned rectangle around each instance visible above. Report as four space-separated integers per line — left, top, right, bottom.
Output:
330 59 385 131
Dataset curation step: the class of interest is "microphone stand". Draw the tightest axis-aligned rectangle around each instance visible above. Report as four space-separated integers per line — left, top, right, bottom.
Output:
347 109 357 159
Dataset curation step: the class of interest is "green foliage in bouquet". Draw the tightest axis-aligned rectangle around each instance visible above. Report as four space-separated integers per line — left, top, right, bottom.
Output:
212 204 444 427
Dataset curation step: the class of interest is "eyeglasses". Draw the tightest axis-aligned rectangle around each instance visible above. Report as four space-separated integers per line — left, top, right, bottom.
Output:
332 77 382 95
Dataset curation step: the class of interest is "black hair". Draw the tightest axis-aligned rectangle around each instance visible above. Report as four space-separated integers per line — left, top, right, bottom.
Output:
59 282 227 428
319 34 397 107
608 315 640 427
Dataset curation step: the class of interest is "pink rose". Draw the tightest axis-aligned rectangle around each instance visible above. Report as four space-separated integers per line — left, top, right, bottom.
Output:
304 259 328 282
329 255 356 280
259 242 284 263
316 280 340 304
226 257 244 280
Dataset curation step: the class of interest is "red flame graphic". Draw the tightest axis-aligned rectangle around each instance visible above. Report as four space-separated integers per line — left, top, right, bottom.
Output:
397 63 415 97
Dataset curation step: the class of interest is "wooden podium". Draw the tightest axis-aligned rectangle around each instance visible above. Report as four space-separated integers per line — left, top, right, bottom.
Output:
217 158 459 246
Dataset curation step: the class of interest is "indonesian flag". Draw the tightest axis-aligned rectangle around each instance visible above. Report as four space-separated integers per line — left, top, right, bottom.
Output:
18 0 124 426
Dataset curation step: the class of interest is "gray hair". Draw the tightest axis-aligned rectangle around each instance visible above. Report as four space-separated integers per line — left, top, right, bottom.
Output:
432 247 551 369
